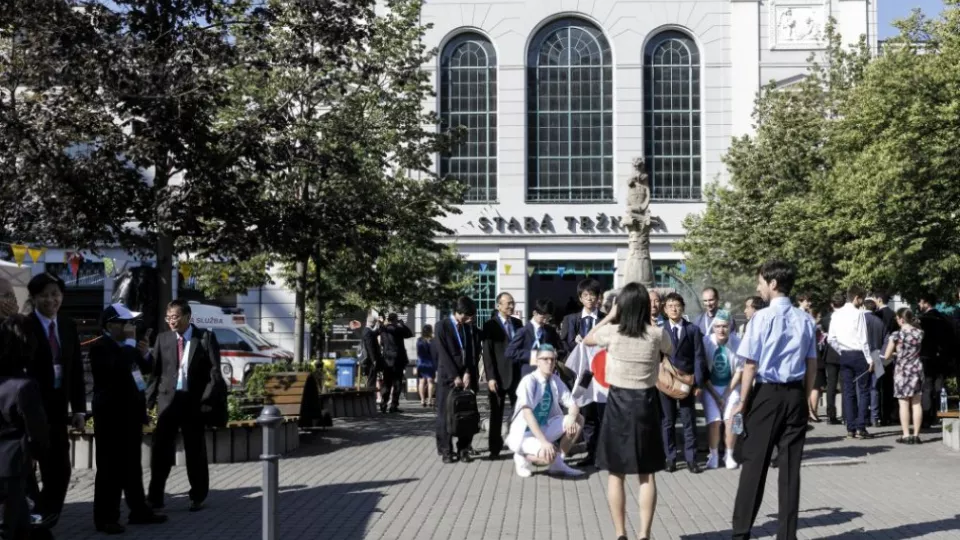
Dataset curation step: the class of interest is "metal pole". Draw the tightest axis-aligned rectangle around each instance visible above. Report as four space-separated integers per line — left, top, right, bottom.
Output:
257 406 283 540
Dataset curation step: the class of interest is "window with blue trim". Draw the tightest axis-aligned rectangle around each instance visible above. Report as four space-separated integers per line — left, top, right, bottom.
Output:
527 19 613 202
440 34 498 203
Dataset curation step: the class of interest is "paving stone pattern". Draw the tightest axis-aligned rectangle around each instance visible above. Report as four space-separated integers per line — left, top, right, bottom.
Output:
55 409 960 539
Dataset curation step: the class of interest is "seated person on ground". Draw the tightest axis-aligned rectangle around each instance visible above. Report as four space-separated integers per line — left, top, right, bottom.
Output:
505 344 584 478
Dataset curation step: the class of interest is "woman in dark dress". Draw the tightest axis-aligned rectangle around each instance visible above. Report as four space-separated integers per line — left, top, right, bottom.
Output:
416 325 436 408
585 283 672 540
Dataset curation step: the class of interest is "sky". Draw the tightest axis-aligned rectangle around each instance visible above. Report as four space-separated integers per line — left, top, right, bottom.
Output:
879 0 946 38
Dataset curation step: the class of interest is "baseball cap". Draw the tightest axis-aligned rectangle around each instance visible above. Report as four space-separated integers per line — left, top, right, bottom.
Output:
100 303 142 326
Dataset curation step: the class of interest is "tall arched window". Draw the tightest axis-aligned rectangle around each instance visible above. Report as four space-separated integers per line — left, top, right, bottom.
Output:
644 31 701 200
527 19 613 202
439 33 497 203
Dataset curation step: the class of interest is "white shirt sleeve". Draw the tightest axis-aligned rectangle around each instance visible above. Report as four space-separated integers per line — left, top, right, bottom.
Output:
555 374 575 409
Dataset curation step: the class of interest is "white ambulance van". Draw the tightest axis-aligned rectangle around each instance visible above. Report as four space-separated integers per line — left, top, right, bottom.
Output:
187 302 294 388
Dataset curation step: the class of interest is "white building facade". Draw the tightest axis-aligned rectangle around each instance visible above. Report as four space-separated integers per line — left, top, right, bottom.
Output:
417 0 878 323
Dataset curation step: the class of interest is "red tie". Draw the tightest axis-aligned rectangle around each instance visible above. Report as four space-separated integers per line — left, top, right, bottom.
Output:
177 334 185 368
48 322 60 363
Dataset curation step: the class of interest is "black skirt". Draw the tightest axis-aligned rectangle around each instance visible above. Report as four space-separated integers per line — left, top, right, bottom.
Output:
596 385 666 475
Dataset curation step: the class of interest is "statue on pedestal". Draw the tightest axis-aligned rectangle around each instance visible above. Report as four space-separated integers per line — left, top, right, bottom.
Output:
623 159 655 288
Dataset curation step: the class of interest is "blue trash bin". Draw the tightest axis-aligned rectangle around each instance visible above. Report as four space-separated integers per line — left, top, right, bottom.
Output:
336 358 357 387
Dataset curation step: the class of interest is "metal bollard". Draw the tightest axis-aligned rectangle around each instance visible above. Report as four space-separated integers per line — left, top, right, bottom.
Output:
257 406 283 540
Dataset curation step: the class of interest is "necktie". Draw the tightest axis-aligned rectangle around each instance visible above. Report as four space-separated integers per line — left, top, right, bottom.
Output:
48 322 60 363
672 326 680 343
503 318 514 339
581 316 593 338
177 334 185 367
456 323 465 350
536 327 544 348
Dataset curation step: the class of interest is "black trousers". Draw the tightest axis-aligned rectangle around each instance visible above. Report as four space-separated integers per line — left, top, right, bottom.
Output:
380 367 403 410
660 392 698 464
825 363 841 421
581 402 606 461
880 364 897 422
1 475 29 540
732 382 807 540
149 393 208 505
436 381 474 457
839 352 870 433
363 363 378 389
94 420 149 526
34 423 70 519
487 364 521 454
921 370 945 427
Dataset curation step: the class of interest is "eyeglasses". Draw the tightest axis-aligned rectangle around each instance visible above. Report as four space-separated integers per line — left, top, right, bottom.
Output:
164 315 183 322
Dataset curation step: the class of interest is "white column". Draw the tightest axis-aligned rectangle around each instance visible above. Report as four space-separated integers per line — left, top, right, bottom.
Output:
731 0 761 139
835 0 869 50
499 246 528 322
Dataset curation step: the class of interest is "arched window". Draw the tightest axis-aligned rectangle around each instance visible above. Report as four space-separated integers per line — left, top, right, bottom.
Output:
439 34 497 203
644 31 701 200
527 19 613 202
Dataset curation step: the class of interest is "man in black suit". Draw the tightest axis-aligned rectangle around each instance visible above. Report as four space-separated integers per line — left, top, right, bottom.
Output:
24 272 86 525
146 299 222 512
873 291 899 424
558 278 607 467
360 315 383 390
380 313 413 413
481 292 524 460
660 292 707 474
917 293 954 428
505 298 562 374
434 296 481 464
90 304 167 533
0 314 50 540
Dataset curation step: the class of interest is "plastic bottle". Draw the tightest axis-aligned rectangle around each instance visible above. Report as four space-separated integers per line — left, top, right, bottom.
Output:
941 387 949 413
733 412 744 435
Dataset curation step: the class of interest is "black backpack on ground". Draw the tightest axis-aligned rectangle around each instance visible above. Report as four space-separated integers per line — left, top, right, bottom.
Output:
445 387 480 438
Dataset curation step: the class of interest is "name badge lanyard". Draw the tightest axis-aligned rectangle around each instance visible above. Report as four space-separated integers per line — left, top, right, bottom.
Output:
450 315 465 353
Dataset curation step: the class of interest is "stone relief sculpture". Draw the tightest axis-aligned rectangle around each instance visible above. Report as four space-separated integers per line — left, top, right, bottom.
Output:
623 159 655 288
772 1 826 49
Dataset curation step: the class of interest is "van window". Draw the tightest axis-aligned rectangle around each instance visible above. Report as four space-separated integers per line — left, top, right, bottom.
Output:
236 326 274 350
213 328 251 352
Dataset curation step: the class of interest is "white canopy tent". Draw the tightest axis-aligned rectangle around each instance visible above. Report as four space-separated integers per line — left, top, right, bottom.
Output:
0 259 34 310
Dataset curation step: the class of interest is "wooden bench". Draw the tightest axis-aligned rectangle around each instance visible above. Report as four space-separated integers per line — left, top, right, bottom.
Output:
937 411 959 419
262 372 322 428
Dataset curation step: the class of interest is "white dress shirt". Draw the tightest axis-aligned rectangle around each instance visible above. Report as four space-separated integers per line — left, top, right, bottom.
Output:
669 320 684 341
827 303 873 365
34 310 60 347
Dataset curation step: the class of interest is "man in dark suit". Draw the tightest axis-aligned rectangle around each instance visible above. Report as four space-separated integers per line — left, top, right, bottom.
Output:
360 315 383 390
559 279 607 467
0 314 50 540
434 296 481 464
24 272 86 525
146 299 222 512
504 298 562 374
820 292 845 424
559 279 606 356
90 304 167 533
917 293 954 428
380 313 413 413
482 292 524 460
660 292 706 473
873 291 899 424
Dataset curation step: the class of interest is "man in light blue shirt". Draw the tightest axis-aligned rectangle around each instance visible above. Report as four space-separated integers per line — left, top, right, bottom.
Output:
731 260 817 540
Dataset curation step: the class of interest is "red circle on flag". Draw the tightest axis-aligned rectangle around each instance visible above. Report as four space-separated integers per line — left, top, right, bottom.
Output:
592 349 609 388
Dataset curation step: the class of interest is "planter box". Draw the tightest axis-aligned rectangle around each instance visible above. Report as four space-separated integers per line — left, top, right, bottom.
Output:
320 388 377 419
71 418 301 470
943 418 960 452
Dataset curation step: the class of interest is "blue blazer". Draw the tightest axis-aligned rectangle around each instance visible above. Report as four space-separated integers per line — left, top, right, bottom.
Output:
665 319 707 387
504 322 561 366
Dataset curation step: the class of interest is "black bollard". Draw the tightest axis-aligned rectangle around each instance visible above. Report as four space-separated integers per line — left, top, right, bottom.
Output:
257 406 283 540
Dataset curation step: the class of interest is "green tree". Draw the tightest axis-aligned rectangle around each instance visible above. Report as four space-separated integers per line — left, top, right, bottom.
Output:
677 25 871 303
215 0 464 361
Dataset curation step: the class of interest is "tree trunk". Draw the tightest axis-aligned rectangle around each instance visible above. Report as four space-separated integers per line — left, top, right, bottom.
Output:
293 257 307 363
156 232 174 327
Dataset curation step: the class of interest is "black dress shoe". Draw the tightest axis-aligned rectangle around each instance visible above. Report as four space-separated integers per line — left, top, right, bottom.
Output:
665 460 677 473
95 523 126 534
441 454 456 464
487 452 501 461
828 418 843 425
687 462 703 474
189 500 204 512
857 429 873 439
578 457 596 468
458 450 474 463
128 512 168 525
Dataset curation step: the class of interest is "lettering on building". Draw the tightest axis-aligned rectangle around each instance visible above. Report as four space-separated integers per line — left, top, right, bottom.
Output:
477 213 625 235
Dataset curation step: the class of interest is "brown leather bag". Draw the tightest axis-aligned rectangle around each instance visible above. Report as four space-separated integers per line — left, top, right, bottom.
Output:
656 358 695 400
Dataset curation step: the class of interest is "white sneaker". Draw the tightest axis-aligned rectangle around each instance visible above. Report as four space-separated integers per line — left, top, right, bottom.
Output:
706 452 720 470
548 458 584 477
725 455 739 470
514 453 532 478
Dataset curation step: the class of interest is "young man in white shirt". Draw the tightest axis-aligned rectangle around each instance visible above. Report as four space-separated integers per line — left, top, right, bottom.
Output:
505 344 584 478
827 285 875 439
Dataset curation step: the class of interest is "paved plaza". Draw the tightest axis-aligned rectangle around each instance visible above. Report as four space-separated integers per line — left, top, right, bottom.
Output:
55 409 960 540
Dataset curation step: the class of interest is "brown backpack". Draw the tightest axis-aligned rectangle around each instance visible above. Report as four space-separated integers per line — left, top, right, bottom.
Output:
656 358 695 400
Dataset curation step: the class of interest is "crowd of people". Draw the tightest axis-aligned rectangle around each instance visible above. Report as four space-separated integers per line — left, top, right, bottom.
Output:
0 273 226 538
358 260 952 540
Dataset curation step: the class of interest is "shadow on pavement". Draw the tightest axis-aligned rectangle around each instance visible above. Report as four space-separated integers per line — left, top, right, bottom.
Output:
803 443 893 460
814 514 960 539
293 411 438 458
679 507 862 539
56 478 417 540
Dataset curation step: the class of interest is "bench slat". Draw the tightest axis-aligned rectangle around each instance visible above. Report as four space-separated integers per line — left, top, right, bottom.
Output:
265 395 304 405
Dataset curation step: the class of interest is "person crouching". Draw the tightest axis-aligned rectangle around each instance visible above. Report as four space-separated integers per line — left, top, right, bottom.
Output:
89 304 167 534
505 344 584 478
